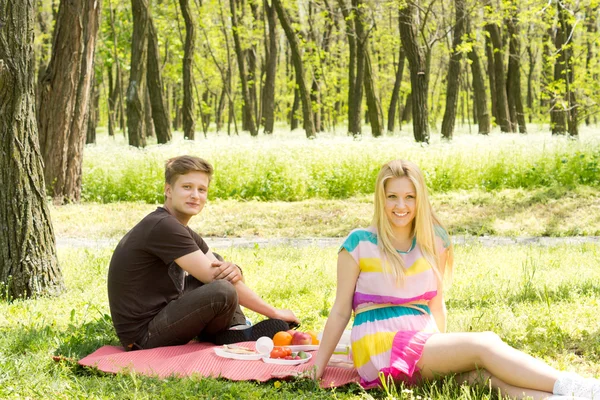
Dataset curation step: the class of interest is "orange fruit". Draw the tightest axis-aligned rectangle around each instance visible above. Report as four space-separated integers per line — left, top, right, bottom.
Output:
307 330 320 345
272 331 293 346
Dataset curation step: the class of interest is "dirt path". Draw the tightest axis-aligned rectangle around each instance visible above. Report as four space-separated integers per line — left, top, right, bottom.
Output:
56 235 600 249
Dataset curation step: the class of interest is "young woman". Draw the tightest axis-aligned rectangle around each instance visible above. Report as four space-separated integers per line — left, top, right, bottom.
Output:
312 160 599 399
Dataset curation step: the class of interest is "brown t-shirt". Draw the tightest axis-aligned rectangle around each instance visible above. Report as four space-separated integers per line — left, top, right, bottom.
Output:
107 207 209 347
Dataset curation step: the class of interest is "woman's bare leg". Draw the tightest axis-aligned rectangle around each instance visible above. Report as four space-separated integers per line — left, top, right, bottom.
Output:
457 369 555 400
416 332 560 393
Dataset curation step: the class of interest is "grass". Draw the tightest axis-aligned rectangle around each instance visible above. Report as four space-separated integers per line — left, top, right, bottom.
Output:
80 128 600 203
1 243 599 398
51 185 600 240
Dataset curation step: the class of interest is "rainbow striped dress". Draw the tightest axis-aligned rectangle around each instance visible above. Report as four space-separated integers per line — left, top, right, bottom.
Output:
340 226 450 388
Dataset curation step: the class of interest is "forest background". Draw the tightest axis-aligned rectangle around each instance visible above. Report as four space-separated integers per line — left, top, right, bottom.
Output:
1 0 600 398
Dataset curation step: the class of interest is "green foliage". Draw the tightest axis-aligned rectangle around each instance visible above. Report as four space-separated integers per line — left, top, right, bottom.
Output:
81 130 600 203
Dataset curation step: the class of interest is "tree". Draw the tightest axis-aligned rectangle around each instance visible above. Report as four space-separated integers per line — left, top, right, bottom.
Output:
441 0 466 140
399 1 430 143
262 0 278 134
177 0 195 139
272 0 315 138
37 0 101 203
127 0 149 146
147 14 172 143
0 0 64 299
230 0 257 136
466 25 491 135
506 8 526 133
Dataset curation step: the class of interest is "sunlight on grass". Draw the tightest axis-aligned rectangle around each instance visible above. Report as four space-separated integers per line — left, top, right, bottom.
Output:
0 243 598 398
50 186 600 241
82 128 600 202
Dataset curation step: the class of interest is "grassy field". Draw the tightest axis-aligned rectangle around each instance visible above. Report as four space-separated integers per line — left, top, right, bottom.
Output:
2 128 600 398
0 243 599 398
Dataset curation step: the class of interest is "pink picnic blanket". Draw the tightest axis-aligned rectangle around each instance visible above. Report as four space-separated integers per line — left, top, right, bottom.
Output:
78 341 360 388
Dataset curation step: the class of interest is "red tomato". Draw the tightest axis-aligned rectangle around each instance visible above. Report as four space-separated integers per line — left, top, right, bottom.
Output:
269 348 287 359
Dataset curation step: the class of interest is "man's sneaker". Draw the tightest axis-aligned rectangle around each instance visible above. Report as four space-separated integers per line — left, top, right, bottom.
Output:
213 319 289 345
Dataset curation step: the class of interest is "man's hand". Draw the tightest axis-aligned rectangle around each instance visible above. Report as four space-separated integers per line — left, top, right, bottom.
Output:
272 308 300 325
211 260 243 283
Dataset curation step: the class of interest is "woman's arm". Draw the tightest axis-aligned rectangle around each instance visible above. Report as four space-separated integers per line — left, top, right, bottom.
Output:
428 248 449 332
313 250 360 380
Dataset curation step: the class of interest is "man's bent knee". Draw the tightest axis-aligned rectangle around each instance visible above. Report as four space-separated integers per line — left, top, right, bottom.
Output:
207 279 238 305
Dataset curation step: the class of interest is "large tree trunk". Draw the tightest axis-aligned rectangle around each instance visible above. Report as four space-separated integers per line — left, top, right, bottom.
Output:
348 0 367 136
399 3 429 143
247 1 260 127
37 0 101 203
0 0 64 299
262 0 277 134
506 13 526 133
551 14 567 135
230 0 257 136
179 0 196 139
441 0 466 140
272 0 315 138
585 6 598 126
147 15 171 144
127 0 149 147
485 22 512 132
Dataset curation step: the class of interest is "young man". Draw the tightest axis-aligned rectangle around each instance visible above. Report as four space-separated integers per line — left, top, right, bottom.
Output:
108 155 299 350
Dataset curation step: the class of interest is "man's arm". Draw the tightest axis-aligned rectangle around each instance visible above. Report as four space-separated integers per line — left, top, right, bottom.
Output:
175 250 298 324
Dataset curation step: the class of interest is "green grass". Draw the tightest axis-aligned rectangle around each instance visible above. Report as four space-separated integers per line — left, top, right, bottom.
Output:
1 243 599 398
80 128 600 203
51 185 600 240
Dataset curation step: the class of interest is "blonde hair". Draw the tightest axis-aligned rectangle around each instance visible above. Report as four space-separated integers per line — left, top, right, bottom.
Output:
371 160 453 285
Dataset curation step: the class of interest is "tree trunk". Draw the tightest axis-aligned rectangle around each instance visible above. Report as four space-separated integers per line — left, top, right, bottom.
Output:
485 34 498 125
290 87 300 130
179 0 196 139
387 28 406 134
248 1 260 127
348 0 367 136
364 50 383 137
558 2 577 137
467 35 491 135
37 0 101 203
441 0 466 140
147 15 171 143
109 2 126 136
262 0 277 134
551 14 567 135
0 0 65 299
87 72 99 144
399 3 429 143
272 0 315 138
230 0 257 136
485 22 512 132
585 6 598 126
526 44 535 123
107 64 117 137
144 87 155 138
127 0 149 147
506 14 526 133
338 0 357 135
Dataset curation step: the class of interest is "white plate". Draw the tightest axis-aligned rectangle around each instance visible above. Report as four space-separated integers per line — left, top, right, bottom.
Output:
262 352 312 365
286 345 319 352
213 347 263 361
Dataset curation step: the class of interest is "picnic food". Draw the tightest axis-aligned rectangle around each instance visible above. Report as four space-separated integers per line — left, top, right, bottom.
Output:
272 331 293 346
220 345 258 355
269 346 309 360
291 331 312 345
307 330 320 345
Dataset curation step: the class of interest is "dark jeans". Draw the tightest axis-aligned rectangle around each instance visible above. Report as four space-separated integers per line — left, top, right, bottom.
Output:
136 275 247 350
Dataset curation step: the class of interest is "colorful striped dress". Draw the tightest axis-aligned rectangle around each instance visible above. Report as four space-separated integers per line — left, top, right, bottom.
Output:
340 226 450 388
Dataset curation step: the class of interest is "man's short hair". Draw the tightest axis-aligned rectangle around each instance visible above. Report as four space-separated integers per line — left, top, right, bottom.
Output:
165 156 213 185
